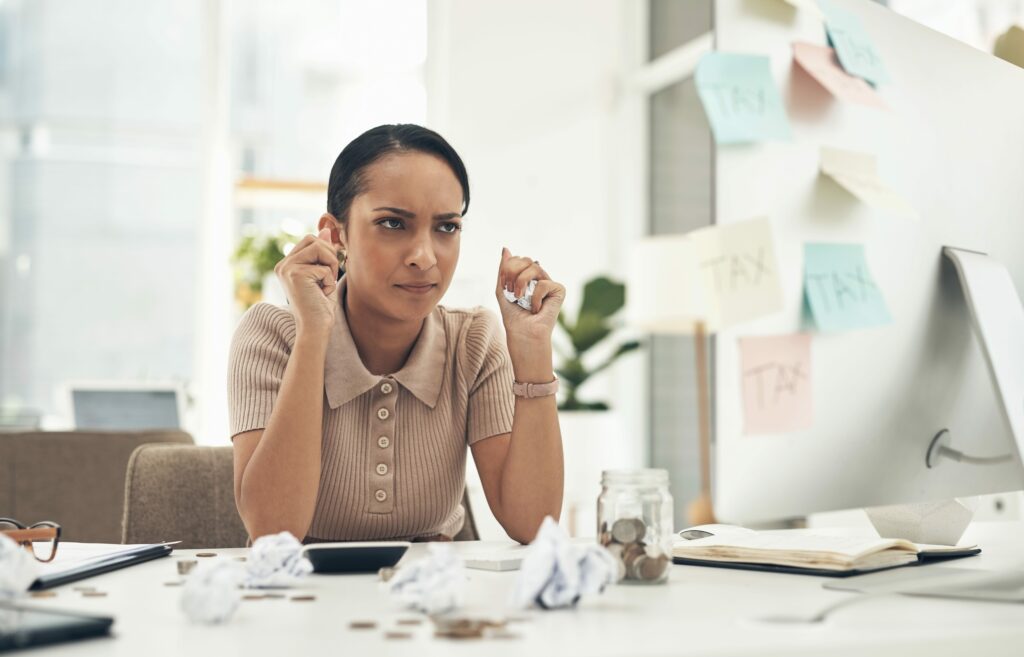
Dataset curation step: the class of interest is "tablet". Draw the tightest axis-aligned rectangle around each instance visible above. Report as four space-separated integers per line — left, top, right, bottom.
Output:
0 603 113 651
302 541 411 573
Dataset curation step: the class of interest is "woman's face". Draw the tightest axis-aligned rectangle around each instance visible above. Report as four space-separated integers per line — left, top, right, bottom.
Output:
337 151 464 323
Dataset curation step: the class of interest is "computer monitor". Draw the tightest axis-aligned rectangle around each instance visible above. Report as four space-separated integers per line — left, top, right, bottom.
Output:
66 382 184 431
709 0 1024 524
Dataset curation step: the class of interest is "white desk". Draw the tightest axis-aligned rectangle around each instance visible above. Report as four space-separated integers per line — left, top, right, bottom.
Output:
18 522 1024 657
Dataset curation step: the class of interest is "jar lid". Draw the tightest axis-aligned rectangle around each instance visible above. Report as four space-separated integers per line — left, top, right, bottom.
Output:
601 469 669 486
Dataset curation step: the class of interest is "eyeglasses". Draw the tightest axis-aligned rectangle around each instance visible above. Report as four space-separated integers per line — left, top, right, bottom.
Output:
0 518 62 563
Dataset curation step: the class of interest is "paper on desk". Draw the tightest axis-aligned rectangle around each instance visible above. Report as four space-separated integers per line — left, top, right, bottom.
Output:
34 542 168 577
792 42 887 109
695 52 793 144
739 333 813 435
689 217 785 331
0 534 38 598
804 243 891 332
818 0 889 86
820 147 917 219
386 543 466 615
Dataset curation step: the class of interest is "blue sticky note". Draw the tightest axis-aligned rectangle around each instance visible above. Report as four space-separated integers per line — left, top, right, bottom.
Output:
818 0 889 86
695 52 793 145
803 243 891 332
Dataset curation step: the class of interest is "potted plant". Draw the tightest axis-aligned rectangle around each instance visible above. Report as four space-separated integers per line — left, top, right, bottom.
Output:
554 276 642 536
231 229 301 310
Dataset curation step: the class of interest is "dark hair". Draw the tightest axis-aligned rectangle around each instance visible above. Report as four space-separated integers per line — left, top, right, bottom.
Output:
327 124 470 226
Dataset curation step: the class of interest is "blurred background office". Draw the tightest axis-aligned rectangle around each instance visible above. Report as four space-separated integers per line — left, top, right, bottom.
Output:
1 0 1023 537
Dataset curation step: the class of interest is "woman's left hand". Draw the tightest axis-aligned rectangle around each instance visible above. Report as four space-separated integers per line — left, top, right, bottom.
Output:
495 247 565 348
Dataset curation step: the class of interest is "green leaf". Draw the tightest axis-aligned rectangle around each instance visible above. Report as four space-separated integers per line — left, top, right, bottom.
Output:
579 276 625 319
570 313 612 354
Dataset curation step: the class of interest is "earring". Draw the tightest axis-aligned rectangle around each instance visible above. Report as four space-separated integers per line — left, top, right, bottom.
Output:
339 250 348 268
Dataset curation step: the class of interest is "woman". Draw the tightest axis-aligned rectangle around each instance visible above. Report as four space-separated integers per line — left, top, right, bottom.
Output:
228 124 565 544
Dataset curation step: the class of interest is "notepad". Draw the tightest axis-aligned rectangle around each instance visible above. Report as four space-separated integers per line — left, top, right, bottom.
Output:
673 530 979 576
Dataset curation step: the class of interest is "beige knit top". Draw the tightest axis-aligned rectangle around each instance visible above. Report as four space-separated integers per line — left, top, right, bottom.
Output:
227 276 514 541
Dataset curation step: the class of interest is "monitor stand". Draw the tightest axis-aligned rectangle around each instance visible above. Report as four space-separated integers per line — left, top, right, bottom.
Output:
866 247 1024 545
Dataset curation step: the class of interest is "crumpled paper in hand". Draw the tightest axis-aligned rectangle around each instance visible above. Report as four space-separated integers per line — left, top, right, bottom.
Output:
181 560 246 624
245 531 313 588
511 516 620 610
0 533 39 599
502 279 538 311
386 543 466 615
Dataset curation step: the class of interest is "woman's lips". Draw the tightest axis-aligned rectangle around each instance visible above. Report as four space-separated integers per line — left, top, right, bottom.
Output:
396 284 436 295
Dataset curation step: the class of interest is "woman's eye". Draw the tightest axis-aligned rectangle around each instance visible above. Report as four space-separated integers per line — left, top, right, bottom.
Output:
379 218 403 229
439 222 462 234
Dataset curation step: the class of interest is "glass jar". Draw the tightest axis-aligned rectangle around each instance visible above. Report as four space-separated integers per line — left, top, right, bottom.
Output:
597 469 674 584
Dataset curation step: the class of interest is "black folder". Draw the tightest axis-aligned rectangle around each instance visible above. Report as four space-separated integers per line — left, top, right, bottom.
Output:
30 543 173 591
673 547 981 578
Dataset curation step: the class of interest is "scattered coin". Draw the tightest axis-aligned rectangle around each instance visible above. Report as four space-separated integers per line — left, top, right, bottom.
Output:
72 586 95 592
82 591 108 597
385 632 413 640
177 560 198 575
263 593 286 599
505 615 532 623
349 621 377 630
491 631 521 640
378 567 396 582
396 619 423 626
196 552 217 558
163 581 184 587
290 595 316 602
30 591 56 598
234 556 247 562
243 594 265 601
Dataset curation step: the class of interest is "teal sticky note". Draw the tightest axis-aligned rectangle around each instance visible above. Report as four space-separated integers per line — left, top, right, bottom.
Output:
803 243 891 332
818 0 889 86
695 52 793 145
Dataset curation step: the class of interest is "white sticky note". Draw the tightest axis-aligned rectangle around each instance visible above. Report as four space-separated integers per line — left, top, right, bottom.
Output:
740 333 813 435
820 147 917 220
689 218 785 331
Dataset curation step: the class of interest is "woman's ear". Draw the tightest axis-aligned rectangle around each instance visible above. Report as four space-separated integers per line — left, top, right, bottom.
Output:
317 213 346 250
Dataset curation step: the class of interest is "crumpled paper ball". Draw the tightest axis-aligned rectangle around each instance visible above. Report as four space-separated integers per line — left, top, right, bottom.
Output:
386 543 466 615
502 279 538 311
0 533 39 599
245 531 313 588
181 560 246 624
511 516 619 610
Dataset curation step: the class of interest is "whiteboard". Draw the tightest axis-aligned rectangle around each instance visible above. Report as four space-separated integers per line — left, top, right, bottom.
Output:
711 0 1024 522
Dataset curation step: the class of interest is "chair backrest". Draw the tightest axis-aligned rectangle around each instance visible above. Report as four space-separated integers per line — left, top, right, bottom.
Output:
0 430 193 543
122 444 249 549
453 491 479 541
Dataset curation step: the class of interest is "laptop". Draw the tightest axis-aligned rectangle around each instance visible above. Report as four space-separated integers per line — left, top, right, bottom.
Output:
0 603 113 651
67 382 184 430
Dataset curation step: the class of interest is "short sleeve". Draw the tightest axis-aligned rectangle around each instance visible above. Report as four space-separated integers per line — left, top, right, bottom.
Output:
463 309 515 445
227 303 297 439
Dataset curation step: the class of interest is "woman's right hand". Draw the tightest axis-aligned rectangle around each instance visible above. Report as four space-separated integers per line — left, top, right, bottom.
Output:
274 227 339 337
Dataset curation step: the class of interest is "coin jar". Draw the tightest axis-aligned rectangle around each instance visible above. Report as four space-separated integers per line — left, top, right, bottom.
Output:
597 469 673 584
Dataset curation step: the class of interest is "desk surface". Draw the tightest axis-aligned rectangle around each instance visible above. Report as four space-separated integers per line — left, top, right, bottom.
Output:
15 522 1024 657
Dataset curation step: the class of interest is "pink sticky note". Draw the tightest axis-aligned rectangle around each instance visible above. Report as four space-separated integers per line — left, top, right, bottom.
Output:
740 334 813 435
792 41 888 110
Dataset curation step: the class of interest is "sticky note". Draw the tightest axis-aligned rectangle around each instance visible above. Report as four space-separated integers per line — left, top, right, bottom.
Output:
695 52 793 144
818 0 889 86
803 243 891 332
792 42 887 109
820 147 917 219
740 333 813 435
689 218 785 330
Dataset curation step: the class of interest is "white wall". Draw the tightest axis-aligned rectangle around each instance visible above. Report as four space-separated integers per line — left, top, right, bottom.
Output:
426 0 645 538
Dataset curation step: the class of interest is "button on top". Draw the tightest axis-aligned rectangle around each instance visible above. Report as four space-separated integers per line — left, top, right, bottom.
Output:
380 382 393 394
377 408 390 420
374 489 388 502
376 463 389 476
377 436 390 449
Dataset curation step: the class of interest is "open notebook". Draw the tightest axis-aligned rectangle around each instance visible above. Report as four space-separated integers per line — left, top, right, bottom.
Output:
672 526 979 577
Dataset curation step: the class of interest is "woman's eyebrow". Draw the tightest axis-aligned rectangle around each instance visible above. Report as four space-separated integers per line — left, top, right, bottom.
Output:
373 206 462 221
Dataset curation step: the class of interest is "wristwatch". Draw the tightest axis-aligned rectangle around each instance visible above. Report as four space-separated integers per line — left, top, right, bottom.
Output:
512 376 560 398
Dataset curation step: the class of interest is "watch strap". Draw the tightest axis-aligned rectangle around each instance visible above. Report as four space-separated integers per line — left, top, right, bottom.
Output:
512 376 560 398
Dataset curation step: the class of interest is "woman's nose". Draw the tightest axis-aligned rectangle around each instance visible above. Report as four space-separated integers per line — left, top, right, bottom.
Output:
406 234 437 270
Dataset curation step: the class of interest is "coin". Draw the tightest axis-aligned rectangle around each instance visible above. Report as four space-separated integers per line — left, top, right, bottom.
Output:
290 595 316 602
611 518 645 544
234 556 247 562
378 567 396 582
396 619 423 626
491 631 521 640
385 632 413 640
177 560 198 575
82 591 107 597
263 593 286 599
30 591 56 598
72 586 95 592
243 594 265 600
164 581 184 587
639 555 669 581
196 552 217 558
349 621 377 630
